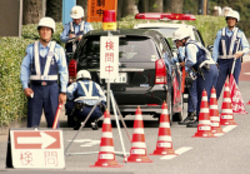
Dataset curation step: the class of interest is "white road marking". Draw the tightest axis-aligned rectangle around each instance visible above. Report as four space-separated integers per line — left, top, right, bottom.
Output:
160 147 193 160
222 125 237 133
67 139 100 147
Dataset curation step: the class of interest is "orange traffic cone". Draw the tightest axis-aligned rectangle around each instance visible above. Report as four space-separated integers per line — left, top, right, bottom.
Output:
193 89 215 138
127 106 152 163
90 110 123 168
151 102 176 155
210 87 225 135
220 82 238 125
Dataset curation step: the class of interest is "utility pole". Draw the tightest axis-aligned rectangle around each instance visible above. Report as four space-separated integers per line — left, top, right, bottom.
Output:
199 0 209 15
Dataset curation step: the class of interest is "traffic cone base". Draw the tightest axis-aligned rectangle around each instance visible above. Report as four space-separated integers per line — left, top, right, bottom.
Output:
90 152 123 168
193 124 216 137
220 115 238 125
127 149 153 163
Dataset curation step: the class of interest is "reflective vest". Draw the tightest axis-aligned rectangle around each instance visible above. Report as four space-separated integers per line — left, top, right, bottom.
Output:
29 41 58 82
75 80 100 106
65 21 85 53
185 40 215 71
218 27 241 59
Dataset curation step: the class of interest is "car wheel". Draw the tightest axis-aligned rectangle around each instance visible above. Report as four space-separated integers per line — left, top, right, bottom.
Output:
167 91 173 125
173 93 184 121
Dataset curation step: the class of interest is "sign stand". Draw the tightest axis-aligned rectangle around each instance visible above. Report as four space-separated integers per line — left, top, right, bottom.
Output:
64 91 131 161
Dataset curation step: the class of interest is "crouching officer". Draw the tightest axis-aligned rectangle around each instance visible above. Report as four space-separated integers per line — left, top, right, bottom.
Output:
212 10 249 99
172 34 198 125
173 28 218 127
65 70 106 130
20 17 69 128
60 5 93 61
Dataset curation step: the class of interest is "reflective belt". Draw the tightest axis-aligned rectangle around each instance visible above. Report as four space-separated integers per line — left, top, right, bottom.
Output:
199 60 216 69
70 21 85 52
79 81 93 97
30 41 58 81
219 27 240 59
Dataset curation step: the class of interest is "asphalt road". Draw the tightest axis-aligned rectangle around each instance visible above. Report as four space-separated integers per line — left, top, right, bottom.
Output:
0 56 250 174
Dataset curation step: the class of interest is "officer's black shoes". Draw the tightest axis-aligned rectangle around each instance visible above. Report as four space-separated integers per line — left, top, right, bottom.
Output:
91 121 99 130
73 122 81 130
186 120 199 128
178 112 196 125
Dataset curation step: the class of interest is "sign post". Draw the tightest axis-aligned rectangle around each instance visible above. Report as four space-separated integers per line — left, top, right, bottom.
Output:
6 128 65 169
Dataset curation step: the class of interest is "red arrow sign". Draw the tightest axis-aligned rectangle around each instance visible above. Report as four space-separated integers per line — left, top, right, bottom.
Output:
13 131 61 149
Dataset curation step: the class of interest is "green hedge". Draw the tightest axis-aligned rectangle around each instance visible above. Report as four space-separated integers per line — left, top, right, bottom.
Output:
0 37 33 126
0 15 225 126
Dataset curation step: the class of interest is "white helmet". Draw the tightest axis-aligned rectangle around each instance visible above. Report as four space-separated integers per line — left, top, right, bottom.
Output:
172 28 190 41
37 17 56 33
226 10 240 22
70 5 84 19
76 70 91 80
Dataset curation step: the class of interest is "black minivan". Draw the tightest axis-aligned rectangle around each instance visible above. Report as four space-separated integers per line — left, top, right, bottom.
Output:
67 29 183 126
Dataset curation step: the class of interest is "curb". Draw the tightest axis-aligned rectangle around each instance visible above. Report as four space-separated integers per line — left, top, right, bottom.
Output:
0 118 27 135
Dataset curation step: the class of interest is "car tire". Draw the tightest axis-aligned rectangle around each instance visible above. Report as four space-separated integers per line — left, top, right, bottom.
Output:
67 116 76 127
167 91 173 125
173 93 184 121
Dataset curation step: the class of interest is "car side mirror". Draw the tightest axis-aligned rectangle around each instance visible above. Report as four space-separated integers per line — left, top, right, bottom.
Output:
207 45 214 52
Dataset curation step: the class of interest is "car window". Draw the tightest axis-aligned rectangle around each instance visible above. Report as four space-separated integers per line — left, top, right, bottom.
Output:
76 36 160 62
138 27 178 49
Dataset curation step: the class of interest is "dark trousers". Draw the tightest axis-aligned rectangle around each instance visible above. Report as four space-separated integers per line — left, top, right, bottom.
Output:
27 83 59 128
65 101 103 121
188 78 198 113
215 58 241 99
196 64 218 117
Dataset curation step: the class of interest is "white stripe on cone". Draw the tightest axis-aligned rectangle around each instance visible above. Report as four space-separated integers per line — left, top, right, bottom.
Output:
133 128 145 134
132 142 146 148
158 135 172 141
159 122 170 128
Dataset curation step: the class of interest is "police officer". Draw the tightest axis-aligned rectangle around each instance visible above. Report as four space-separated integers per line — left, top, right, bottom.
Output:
60 5 93 58
212 10 249 99
173 28 218 127
65 70 106 130
172 35 197 125
20 17 69 128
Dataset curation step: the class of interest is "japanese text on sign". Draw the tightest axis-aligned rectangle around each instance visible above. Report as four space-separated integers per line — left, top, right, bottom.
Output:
87 0 117 22
100 36 119 79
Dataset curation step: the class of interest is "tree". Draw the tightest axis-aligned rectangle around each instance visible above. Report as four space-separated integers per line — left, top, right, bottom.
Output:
46 0 62 22
77 0 88 19
122 0 136 17
163 0 183 13
149 0 163 12
138 0 149 13
23 0 42 25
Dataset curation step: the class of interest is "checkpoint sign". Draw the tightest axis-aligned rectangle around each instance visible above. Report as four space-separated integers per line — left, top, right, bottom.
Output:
8 129 65 169
100 36 119 80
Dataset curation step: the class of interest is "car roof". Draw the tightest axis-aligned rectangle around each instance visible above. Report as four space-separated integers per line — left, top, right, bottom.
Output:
83 29 166 48
134 22 196 29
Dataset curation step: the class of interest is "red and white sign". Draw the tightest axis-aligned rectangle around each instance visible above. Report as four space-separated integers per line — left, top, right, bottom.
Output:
229 74 248 114
100 36 119 80
10 129 65 169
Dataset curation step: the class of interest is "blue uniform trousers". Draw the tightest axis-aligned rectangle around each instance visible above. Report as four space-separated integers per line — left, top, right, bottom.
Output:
196 64 218 117
215 58 241 99
65 101 103 121
27 83 59 128
188 79 198 113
